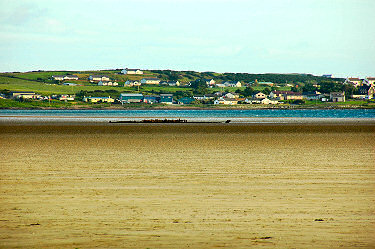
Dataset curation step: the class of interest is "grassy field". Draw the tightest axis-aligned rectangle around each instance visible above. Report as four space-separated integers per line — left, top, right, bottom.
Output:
0 76 136 95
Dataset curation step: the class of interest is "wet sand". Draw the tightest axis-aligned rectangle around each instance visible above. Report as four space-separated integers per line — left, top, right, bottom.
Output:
1 123 374 248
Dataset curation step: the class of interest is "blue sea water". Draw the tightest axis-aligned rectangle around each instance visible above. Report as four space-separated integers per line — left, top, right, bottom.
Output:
0 109 374 119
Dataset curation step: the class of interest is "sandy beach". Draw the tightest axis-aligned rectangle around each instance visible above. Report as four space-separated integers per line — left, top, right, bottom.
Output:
1 121 374 248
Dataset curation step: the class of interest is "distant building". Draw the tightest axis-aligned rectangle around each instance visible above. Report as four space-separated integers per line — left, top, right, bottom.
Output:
193 95 205 100
330 92 345 102
204 93 216 99
357 85 375 99
178 97 195 105
89 75 110 82
11 91 40 99
121 68 143 75
83 96 114 103
124 80 141 87
159 94 173 104
98 81 108 86
59 95 75 101
284 92 303 100
302 91 323 100
143 95 159 104
98 81 118 86
52 75 79 81
270 91 303 100
215 83 226 88
261 98 278 105
224 92 240 99
254 92 266 99
119 93 144 103
141 78 160 85
214 97 238 105
160 81 180 86
204 79 216 86
223 81 242 87
344 77 362 87
322 74 333 78
362 77 375 87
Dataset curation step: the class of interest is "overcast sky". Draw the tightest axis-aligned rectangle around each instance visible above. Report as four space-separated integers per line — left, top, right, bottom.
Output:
0 0 374 77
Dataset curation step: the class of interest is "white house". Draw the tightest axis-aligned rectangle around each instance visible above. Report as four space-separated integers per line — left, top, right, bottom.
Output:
261 98 278 105
59 95 75 101
205 79 216 86
124 80 141 87
89 75 110 82
83 96 115 103
254 92 266 99
330 92 345 102
215 83 226 88
141 78 160 85
98 81 108 86
52 75 79 81
223 81 242 87
224 92 240 99
121 68 143 75
11 91 41 99
161 81 180 86
214 97 238 105
344 77 362 87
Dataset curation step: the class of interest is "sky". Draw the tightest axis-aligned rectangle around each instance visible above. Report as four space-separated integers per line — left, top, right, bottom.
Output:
0 0 374 77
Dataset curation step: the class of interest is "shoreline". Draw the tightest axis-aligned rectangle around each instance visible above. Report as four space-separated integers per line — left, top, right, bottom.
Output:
1 105 375 110
1 116 375 124
1 123 374 134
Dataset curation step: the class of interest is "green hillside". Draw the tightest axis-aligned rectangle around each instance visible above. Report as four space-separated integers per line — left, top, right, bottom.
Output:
0 69 342 97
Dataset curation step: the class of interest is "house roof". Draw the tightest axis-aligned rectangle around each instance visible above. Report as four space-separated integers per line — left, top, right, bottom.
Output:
160 94 173 96
224 98 238 101
91 75 108 78
120 93 143 97
224 81 240 84
125 68 141 71
160 81 178 84
366 77 375 80
143 78 160 80
178 97 195 103
11 91 35 94
87 96 112 99
347 77 361 81
272 91 301 95
204 94 216 97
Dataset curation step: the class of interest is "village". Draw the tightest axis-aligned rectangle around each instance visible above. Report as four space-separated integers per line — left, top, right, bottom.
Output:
1 68 374 107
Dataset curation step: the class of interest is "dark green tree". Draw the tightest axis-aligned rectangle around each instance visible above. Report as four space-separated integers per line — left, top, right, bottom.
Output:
262 87 271 95
243 86 255 97
302 83 317 92
190 79 208 95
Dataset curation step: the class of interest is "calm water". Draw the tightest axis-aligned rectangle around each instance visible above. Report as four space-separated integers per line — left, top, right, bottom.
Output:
0 109 375 118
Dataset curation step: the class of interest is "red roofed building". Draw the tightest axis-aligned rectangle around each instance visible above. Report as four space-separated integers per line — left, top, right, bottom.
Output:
363 77 375 87
344 77 363 87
